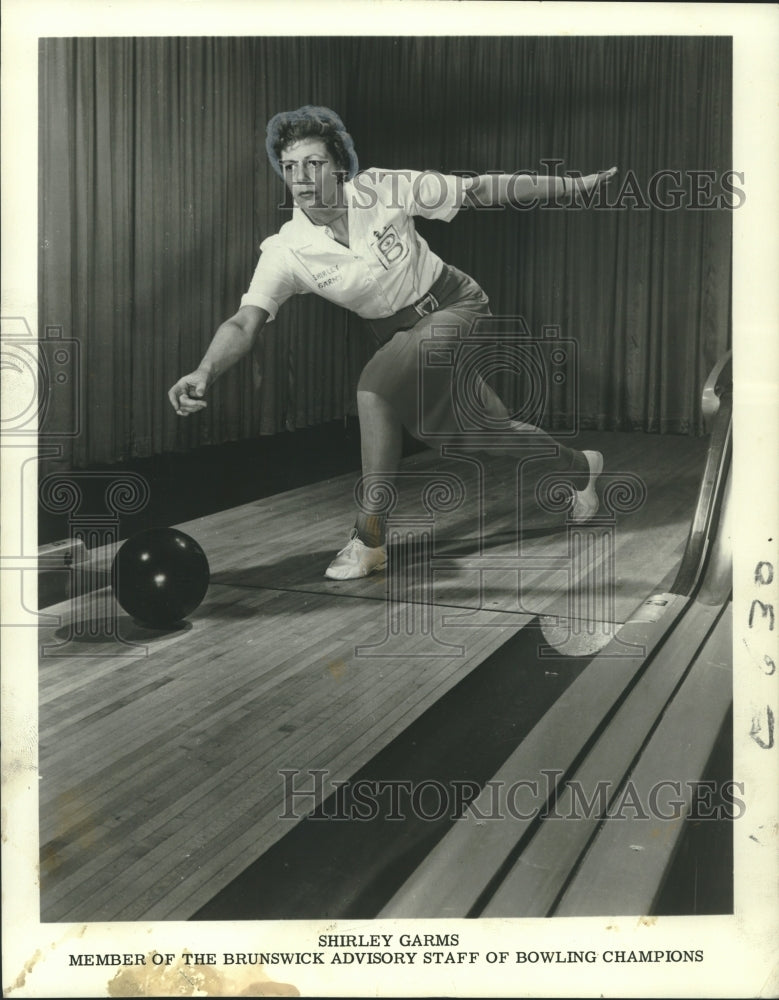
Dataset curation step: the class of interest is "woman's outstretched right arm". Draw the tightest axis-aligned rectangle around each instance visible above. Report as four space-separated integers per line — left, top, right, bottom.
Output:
168 305 270 416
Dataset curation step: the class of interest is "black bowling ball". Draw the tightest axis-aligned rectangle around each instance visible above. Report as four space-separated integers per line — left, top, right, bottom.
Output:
112 527 210 627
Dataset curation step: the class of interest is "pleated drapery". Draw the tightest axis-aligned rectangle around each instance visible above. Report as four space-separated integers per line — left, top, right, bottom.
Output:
39 36 732 469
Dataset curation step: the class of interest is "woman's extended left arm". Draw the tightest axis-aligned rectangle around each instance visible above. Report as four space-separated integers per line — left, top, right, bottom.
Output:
465 167 617 208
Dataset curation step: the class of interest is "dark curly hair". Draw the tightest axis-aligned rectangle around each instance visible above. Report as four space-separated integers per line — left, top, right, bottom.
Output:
265 106 359 181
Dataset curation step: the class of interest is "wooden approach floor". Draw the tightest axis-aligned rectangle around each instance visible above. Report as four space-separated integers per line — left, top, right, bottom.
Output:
38 430 708 921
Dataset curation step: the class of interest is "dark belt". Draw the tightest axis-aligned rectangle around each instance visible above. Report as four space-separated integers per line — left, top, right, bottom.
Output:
367 265 452 345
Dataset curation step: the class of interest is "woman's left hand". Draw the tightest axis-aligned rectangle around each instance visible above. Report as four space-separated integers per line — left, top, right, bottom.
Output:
569 166 617 203
584 166 618 192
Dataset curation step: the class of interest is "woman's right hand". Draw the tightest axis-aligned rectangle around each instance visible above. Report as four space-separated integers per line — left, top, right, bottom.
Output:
168 369 210 416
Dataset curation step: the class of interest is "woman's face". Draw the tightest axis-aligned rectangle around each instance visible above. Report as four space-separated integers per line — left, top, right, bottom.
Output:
279 138 343 210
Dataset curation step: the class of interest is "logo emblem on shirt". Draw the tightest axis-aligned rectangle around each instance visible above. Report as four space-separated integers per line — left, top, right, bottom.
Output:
369 223 409 269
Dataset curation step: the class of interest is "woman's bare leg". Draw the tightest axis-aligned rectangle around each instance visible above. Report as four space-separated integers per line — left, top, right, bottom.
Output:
354 389 403 546
324 391 402 578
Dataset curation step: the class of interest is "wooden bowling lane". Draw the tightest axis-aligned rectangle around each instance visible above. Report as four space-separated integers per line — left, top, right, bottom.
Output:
378 391 732 920
39 581 540 921
179 430 708 622
554 601 733 917
38 430 708 921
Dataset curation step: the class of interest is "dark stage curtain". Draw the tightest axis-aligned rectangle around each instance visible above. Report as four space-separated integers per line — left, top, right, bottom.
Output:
39 36 732 469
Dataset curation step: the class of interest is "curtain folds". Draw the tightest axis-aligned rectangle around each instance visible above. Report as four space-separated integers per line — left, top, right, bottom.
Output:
39 36 732 468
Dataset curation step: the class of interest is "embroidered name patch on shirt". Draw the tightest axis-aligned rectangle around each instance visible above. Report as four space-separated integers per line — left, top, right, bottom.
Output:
311 264 344 289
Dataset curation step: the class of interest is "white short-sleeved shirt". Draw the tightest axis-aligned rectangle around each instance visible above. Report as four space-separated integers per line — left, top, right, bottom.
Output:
240 169 474 321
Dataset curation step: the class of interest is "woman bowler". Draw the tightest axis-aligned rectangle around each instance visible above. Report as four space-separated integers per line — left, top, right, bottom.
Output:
168 106 616 579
